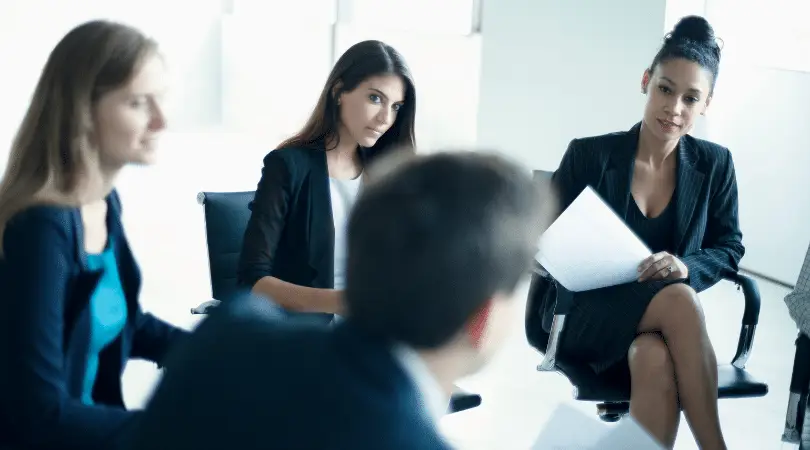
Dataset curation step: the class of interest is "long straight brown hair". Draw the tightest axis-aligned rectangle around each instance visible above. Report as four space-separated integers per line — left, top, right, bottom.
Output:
0 20 157 255
277 40 417 165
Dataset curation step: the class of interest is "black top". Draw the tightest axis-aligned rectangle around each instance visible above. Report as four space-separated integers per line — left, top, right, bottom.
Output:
627 194 677 254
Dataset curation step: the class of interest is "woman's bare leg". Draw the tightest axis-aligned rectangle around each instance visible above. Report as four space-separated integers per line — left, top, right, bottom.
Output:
628 332 680 449
637 283 725 450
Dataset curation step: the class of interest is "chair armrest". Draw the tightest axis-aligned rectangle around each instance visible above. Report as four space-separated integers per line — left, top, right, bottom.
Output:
722 272 761 369
191 299 222 315
537 279 574 372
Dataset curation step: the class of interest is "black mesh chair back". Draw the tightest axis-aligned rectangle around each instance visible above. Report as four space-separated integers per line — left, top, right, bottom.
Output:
197 191 256 305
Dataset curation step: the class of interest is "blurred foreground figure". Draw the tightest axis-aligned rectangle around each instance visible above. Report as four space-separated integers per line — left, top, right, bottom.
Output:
127 151 554 450
0 20 186 450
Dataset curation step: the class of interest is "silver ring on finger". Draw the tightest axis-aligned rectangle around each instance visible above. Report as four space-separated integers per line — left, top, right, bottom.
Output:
665 265 673 277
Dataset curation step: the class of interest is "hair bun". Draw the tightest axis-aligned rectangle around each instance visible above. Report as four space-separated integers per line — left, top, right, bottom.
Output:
670 15 715 44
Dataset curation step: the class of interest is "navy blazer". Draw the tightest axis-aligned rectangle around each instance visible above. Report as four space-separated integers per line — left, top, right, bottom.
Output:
0 191 187 450
238 145 336 322
126 299 452 450
553 122 745 293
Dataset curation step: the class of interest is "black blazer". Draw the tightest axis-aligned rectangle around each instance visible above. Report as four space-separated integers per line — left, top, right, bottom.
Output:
553 122 745 293
126 299 452 450
238 146 335 321
0 191 187 450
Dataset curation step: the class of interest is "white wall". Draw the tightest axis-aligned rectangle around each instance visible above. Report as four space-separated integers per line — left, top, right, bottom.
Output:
476 0 667 171
702 64 810 285
698 0 810 284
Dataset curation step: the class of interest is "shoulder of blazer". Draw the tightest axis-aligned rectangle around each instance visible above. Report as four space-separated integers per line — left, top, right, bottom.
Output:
265 146 327 174
681 133 732 171
569 127 636 166
5 203 81 262
7 203 77 242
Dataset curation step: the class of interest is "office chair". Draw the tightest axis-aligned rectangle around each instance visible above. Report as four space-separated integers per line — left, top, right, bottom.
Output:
191 190 482 414
526 170 768 422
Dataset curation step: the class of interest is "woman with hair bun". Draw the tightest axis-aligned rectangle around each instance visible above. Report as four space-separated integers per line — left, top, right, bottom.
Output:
528 15 738 449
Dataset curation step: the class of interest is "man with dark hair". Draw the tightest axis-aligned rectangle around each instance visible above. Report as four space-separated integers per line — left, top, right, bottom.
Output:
126 151 554 450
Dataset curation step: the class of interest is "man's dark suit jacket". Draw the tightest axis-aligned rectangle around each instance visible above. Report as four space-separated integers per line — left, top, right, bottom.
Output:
126 299 453 450
0 191 186 450
553 122 745 293
237 145 337 323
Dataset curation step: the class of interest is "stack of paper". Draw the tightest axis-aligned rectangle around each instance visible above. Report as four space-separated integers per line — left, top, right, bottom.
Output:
535 186 652 292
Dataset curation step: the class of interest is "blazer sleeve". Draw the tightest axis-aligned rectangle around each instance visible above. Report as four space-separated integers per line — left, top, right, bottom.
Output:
552 138 590 214
1 208 138 450
237 150 294 288
680 150 745 292
130 309 189 366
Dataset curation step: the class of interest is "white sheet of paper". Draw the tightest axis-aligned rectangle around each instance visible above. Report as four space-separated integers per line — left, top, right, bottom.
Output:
594 417 665 449
535 186 652 292
530 403 606 449
530 403 663 450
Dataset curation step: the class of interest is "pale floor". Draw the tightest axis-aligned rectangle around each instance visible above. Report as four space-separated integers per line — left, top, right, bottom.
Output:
121 274 798 450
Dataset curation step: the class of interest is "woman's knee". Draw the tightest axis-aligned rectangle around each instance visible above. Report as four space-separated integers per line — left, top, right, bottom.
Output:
641 283 705 333
629 333 676 392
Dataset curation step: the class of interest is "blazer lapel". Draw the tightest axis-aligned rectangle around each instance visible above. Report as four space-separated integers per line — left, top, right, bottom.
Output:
106 192 141 320
308 149 335 288
673 136 705 251
599 124 639 220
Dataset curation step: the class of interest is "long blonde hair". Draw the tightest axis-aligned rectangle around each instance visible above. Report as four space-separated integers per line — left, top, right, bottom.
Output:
0 20 157 255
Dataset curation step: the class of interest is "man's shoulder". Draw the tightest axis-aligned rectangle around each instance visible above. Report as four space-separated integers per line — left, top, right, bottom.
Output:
133 303 453 450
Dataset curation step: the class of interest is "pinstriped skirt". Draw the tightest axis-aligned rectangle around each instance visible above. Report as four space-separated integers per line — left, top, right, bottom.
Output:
559 278 685 373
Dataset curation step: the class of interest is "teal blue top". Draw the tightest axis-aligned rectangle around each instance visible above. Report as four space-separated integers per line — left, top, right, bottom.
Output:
81 240 128 405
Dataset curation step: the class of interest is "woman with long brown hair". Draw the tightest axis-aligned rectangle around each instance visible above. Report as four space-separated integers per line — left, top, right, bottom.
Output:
0 20 186 449
238 40 417 322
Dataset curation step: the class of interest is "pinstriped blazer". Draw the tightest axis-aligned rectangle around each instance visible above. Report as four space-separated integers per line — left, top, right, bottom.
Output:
552 122 745 293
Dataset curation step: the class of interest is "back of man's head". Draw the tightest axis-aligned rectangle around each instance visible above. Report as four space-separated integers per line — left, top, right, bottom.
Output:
345 151 553 350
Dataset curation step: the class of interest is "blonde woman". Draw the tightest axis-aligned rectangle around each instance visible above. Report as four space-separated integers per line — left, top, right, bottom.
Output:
0 20 186 450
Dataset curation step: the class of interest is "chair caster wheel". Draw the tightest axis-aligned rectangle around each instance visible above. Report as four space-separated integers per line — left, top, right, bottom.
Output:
596 402 627 423
599 413 622 422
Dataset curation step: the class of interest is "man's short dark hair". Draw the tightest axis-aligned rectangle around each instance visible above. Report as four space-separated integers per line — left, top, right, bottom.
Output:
345 151 553 349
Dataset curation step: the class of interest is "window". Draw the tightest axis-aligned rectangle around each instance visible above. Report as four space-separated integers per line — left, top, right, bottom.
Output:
230 0 337 24
336 0 480 35
676 0 810 73
220 4 335 144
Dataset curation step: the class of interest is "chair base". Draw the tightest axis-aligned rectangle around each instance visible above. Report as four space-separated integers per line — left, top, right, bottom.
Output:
596 402 629 423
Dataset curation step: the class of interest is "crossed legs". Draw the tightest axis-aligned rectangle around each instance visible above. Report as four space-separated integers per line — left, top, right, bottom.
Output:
628 332 680 448
629 283 725 450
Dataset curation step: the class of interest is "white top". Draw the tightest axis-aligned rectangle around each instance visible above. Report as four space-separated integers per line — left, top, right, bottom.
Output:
329 175 363 291
391 344 449 425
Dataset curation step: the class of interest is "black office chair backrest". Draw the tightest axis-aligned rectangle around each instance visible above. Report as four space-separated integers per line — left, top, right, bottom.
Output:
197 191 256 304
